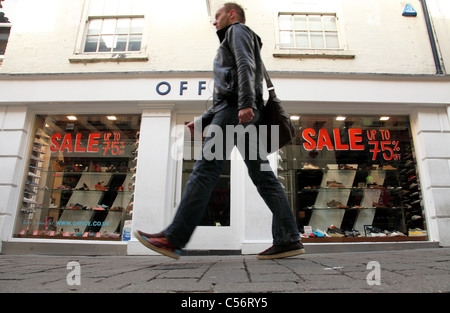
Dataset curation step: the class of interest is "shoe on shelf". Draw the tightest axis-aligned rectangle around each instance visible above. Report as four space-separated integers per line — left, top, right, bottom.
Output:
327 180 344 188
327 225 345 237
257 241 305 260
302 163 320 170
134 230 182 259
315 229 330 237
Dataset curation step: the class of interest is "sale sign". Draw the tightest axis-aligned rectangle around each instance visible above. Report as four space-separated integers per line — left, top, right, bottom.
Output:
366 129 401 161
50 133 101 153
302 128 402 161
50 132 126 156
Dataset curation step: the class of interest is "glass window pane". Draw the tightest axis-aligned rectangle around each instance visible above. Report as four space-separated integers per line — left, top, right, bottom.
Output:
279 31 294 48
130 18 144 34
182 123 231 227
87 20 102 35
325 33 339 48
84 36 99 52
279 15 292 30
293 15 307 30
98 35 114 52
101 19 116 35
14 114 141 241
282 115 427 242
310 32 324 48
308 16 323 31
128 35 142 51
116 19 130 34
295 32 309 48
113 35 127 51
323 16 337 31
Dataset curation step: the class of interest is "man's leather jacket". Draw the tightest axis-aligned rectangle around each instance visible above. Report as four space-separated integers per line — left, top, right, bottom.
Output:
198 22 264 128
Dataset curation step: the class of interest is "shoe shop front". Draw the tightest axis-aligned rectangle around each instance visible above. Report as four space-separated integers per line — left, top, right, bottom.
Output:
1 73 448 255
14 114 140 242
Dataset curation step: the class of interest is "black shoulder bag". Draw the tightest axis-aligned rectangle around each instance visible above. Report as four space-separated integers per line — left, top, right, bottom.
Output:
260 64 296 154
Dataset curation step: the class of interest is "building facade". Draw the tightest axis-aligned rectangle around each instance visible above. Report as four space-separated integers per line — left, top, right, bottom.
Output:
0 0 449 255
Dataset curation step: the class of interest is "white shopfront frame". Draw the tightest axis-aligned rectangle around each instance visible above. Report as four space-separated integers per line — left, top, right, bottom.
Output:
1 72 449 254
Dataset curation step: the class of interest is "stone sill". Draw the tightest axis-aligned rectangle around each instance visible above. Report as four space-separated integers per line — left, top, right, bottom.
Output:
273 49 356 59
69 53 149 63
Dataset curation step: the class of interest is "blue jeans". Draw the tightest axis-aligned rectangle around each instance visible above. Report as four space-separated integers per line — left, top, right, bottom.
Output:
164 106 300 248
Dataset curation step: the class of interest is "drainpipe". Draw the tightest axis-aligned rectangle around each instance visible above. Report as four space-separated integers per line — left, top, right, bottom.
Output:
420 0 444 74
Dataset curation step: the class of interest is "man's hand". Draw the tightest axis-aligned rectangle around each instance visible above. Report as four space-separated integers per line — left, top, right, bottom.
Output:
186 121 195 137
238 107 255 124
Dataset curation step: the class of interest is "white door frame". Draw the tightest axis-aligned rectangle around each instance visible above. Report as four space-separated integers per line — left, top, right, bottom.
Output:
171 113 242 251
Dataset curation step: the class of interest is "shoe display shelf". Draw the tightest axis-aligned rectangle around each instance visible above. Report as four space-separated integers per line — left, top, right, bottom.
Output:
16 134 138 241
17 170 134 241
18 129 51 236
296 159 427 243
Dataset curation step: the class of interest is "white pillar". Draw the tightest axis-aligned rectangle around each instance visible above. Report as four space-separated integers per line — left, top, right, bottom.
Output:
0 106 30 250
411 107 450 246
128 105 174 255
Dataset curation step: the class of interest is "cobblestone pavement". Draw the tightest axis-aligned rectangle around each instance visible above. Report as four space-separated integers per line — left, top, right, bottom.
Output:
1 248 450 293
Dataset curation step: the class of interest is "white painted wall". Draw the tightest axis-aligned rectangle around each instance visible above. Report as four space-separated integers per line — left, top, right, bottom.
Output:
0 0 439 74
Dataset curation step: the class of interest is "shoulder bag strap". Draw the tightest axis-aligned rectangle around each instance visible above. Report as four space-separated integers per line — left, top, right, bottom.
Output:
261 62 277 98
257 39 277 98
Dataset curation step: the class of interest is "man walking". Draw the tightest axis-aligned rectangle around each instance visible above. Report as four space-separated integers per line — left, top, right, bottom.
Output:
134 3 304 260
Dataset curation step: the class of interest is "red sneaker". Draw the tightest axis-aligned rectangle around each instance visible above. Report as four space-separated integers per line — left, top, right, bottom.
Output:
134 230 182 259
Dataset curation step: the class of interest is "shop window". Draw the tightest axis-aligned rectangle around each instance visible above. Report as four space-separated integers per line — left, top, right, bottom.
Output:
278 115 427 242
14 114 141 241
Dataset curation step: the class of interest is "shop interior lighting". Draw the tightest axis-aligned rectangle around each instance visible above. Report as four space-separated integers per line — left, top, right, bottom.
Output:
290 115 300 121
380 116 390 121
336 116 346 121
67 115 77 121
107 116 117 121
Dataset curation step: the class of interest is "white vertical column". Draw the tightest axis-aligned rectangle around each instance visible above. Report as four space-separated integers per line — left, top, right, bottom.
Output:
0 106 30 248
411 107 450 246
128 105 174 255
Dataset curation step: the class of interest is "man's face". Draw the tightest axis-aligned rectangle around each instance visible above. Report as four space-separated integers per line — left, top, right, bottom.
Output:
213 7 232 31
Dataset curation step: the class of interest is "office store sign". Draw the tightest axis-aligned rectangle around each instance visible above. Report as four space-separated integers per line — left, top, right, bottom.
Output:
154 80 208 96
302 128 402 161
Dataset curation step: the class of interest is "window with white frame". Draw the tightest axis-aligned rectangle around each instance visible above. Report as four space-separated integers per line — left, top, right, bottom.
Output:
84 17 144 53
278 13 340 49
71 0 148 61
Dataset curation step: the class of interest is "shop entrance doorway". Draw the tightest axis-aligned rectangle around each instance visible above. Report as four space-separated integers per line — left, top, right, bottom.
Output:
172 114 241 251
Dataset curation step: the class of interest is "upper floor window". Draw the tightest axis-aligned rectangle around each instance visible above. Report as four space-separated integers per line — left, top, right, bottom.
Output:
70 0 148 63
84 17 144 53
278 13 340 49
